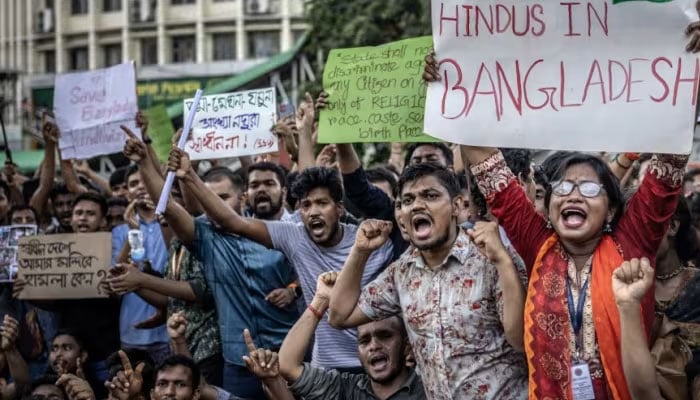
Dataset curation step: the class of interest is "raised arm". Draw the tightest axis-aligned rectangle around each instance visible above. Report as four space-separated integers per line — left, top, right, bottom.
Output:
612 258 662 400
295 92 316 171
327 219 391 329
59 157 88 194
241 330 295 400
279 272 336 383
468 221 525 351
468 148 549 270
168 148 273 248
0 315 30 400
616 154 688 260
122 126 195 245
30 119 58 215
136 111 163 174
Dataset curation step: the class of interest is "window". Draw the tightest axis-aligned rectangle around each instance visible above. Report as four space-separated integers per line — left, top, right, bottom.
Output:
247 31 279 58
104 44 122 66
103 0 121 12
171 0 195 4
71 0 88 14
69 47 89 71
140 38 158 65
44 50 56 73
212 33 236 61
172 35 195 63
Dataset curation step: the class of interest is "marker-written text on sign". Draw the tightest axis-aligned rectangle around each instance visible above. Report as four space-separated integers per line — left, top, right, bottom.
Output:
318 36 436 143
183 88 278 160
424 0 699 153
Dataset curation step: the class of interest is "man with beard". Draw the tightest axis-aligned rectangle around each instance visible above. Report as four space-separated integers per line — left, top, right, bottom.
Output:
46 184 75 234
328 164 528 400
121 129 297 399
167 146 393 373
279 272 425 399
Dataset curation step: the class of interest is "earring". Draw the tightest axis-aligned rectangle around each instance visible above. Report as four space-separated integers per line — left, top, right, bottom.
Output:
546 219 553 230
603 222 612 233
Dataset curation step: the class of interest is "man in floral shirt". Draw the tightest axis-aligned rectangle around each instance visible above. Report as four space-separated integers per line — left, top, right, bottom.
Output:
329 163 528 399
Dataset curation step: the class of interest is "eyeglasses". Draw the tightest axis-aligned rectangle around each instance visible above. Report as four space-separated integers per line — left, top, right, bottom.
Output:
551 180 605 198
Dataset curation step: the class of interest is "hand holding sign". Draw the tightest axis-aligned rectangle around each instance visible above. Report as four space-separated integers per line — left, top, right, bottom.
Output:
167 148 192 179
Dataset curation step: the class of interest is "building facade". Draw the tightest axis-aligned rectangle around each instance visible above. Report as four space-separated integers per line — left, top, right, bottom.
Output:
0 0 307 149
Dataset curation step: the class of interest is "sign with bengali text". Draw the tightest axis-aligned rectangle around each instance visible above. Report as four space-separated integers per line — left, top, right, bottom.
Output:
318 36 436 143
424 0 699 153
183 88 278 160
17 233 112 299
54 62 141 159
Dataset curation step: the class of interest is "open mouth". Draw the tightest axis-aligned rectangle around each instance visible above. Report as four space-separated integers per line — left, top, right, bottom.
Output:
309 219 326 236
561 206 587 229
411 214 433 239
255 194 271 207
76 224 91 233
368 354 389 370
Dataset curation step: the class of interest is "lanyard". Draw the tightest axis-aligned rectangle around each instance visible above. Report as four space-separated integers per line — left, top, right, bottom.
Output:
566 275 590 340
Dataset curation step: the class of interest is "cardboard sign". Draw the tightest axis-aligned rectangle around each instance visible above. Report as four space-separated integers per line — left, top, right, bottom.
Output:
54 62 141 159
183 88 278 160
318 36 436 143
17 233 112 299
424 0 699 153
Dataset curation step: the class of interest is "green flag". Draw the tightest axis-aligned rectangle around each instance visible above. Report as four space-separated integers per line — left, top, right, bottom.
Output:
142 105 175 162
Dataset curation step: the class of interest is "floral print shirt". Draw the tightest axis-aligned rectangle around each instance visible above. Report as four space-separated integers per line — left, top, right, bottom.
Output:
358 230 528 400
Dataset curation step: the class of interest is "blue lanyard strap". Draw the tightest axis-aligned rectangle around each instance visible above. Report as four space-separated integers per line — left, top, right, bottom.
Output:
566 276 590 337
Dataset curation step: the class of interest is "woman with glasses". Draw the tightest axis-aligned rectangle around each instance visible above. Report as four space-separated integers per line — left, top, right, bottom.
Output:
457 146 687 400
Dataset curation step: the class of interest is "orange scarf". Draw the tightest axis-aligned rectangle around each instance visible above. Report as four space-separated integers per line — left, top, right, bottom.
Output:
524 234 635 400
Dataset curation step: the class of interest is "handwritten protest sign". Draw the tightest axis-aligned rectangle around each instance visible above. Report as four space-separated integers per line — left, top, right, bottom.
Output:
0 225 37 282
318 36 435 143
424 0 700 153
183 88 278 160
17 233 112 299
54 62 141 159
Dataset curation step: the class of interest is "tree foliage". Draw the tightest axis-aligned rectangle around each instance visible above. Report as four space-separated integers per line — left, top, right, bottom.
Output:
305 0 431 54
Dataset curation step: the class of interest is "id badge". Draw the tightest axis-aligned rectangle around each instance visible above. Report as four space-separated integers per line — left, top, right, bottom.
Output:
571 362 595 400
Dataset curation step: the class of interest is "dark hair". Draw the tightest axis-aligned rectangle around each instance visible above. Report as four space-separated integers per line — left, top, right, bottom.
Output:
501 148 533 183
107 197 129 208
687 168 700 179
109 167 128 188
544 153 623 228
49 183 71 202
155 355 201 390
248 162 288 189
673 195 700 263
125 164 140 182
9 205 37 223
73 192 108 217
286 171 300 209
291 167 344 203
404 143 454 169
398 163 461 199
465 171 488 218
51 330 85 352
533 166 548 187
107 349 154 395
541 151 575 182
366 167 398 197
26 375 64 400
202 166 244 191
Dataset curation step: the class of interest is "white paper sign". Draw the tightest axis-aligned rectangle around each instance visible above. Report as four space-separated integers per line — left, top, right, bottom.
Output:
424 0 700 154
54 62 140 159
183 88 278 160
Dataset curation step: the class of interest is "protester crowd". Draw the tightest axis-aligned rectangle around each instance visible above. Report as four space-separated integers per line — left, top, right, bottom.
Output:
0 14 699 400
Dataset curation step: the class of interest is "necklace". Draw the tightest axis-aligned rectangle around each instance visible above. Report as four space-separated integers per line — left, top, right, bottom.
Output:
656 265 686 281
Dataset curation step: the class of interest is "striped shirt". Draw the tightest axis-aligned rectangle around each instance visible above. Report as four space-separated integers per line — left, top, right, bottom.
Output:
264 221 393 368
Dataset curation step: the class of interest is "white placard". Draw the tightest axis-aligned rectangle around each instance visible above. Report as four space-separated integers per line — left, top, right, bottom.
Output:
424 0 700 154
53 62 140 159
183 88 278 160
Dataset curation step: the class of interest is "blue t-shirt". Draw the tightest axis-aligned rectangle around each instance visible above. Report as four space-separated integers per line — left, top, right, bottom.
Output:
111 221 169 347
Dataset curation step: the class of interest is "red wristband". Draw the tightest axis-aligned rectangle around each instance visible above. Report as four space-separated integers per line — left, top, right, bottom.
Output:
307 304 324 319
624 152 641 161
